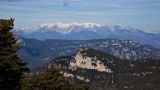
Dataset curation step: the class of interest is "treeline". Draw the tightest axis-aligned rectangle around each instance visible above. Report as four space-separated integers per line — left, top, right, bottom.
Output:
0 19 89 90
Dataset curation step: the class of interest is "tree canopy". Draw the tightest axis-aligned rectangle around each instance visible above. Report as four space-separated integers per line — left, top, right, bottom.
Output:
0 18 28 90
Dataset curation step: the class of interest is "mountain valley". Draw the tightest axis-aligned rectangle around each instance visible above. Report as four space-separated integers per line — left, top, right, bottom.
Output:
17 38 160 69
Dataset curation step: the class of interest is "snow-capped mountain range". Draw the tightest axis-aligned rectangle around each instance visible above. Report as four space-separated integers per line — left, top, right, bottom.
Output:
15 23 104 34
14 23 141 34
39 23 103 34
14 23 160 48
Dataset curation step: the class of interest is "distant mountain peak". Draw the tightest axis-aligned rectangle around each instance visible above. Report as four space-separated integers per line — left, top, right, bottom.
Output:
40 22 102 28
39 22 103 34
14 22 141 35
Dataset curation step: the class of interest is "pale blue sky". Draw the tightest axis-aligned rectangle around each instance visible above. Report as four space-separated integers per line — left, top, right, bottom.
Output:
0 0 160 33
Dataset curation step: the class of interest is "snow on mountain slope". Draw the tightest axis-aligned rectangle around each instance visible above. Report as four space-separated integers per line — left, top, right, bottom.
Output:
14 23 103 34
14 23 136 35
14 23 160 48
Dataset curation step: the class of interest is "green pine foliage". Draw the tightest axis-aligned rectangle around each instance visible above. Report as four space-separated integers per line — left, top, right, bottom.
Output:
22 67 90 90
0 19 29 90
22 67 74 90
0 18 89 90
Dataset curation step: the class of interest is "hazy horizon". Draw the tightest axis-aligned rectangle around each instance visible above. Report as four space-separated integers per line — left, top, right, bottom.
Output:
0 0 160 33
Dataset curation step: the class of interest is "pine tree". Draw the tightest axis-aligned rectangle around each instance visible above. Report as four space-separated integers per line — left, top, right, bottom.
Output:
22 67 75 90
22 66 90 90
0 18 29 90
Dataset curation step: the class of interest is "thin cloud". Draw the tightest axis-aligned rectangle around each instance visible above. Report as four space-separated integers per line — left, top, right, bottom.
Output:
1 0 22 2
63 0 69 6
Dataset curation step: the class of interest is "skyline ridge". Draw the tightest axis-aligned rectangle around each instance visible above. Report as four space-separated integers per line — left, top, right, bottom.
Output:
14 22 159 34
0 0 160 33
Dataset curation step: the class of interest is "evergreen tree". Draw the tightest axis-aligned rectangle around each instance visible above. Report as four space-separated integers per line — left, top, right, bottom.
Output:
22 67 90 90
0 19 29 90
22 67 75 90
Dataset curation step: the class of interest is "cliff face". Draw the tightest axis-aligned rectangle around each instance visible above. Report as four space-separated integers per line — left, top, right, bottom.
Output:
69 48 112 73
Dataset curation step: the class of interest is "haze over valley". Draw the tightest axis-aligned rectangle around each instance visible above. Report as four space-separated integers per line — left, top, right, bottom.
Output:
1 0 160 90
